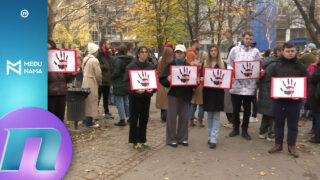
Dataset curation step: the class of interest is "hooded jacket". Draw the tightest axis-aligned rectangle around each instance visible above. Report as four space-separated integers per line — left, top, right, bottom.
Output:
112 55 133 96
97 49 114 86
227 43 261 95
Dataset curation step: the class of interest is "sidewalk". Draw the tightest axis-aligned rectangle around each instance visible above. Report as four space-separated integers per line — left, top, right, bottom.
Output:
64 97 320 180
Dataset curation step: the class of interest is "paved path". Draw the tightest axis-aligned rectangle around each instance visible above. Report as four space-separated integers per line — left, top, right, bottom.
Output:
64 97 320 180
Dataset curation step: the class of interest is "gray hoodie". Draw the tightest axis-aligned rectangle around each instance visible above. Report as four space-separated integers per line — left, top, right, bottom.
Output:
227 44 261 95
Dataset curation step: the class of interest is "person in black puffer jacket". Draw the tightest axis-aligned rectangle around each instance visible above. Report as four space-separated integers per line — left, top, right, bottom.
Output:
268 42 308 158
124 46 156 151
257 44 283 141
159 44 197 147
307 52 320 144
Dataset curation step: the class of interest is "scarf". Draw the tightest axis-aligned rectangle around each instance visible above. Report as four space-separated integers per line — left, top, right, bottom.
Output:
174 58 185 65
99 46 109 57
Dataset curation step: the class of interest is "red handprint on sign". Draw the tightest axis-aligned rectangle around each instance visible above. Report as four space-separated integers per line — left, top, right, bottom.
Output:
211 70 224 86
137 71 149 87
55 51 68 70
177 67 191 83
280 78 296 96
241 62 254 77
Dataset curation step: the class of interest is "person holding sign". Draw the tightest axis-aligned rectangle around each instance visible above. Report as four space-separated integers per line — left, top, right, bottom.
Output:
160 44 198 148
227 31 263 140
48 40 76 122
201 44 227 149
268 42 308 158
124 46 156 151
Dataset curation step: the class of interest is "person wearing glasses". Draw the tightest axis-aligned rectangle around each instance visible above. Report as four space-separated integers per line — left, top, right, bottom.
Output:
124 46 156 151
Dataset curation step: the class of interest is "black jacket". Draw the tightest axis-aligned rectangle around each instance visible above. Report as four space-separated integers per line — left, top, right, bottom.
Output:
271 56 308 103
201 63 226 112
112 55 133 96
257 55 279 116
159 61 197 103
125 59 156 98
97 49 114 86
307 63 320 112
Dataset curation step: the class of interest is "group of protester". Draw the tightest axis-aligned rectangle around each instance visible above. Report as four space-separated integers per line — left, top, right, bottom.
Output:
47 31 320 158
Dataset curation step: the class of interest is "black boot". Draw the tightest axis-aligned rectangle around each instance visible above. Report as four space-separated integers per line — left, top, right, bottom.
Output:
229 129 240 137
114 119 126 126
242 129 251 140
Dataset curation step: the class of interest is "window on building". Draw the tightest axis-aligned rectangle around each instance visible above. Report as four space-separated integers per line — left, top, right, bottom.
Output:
277 29 286 41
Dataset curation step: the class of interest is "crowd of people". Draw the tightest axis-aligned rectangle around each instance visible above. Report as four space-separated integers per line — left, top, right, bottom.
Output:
47 31 320 158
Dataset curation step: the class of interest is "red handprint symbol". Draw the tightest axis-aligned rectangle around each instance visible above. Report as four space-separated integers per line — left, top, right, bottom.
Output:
177 67 191 83
280 78 296 96
55 51 68 70
137 71 149 87
211 70 224 86
241 62 254 77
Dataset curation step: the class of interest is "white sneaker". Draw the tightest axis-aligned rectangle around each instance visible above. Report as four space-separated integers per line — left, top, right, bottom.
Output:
267 137 275 142
89 124 100 128
259 134 266 139
249 117 258 123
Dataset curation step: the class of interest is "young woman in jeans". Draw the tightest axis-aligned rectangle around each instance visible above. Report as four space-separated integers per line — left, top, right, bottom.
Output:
201 44 226 149
112 45 133 126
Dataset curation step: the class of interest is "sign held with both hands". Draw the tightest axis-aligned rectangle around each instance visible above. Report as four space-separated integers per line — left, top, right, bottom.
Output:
170 65 199 86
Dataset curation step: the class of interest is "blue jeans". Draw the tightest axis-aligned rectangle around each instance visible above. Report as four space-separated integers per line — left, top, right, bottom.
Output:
313 112 320 141
115 95 130 120
206 111 220 143
83 116 94 126
189 104 204 122
108 86 115 105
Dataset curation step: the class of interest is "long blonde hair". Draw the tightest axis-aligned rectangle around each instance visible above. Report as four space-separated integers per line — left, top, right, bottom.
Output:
205 44 224 68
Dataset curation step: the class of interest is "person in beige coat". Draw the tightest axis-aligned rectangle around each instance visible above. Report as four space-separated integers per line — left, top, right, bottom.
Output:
189 51 206 127
156 46 174 122
82 42 102 127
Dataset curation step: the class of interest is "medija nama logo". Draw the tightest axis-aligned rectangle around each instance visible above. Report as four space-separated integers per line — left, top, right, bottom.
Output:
0 107 73 180
6 60 21 75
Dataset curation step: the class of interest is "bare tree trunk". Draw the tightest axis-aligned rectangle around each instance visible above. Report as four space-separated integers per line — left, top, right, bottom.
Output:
217 0 225 47
293 0 320 47
226 0 234 45
48 0 57 39
208 7 215 44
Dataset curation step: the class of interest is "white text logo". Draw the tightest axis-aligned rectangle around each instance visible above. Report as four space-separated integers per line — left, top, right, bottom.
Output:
7 60 22 75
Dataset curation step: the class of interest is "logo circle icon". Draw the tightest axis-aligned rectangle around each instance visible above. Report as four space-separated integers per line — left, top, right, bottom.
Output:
0 107 73 180
20 9 29 18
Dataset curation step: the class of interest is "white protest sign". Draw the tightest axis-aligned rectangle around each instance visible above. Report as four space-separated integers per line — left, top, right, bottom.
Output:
170 65 198 86
233 60 261 80
203 68 233 89
48 49 77 73
129 70 158 90
271 77 307 99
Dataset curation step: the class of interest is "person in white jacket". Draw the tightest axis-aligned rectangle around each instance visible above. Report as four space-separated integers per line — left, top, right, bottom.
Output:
227 31 264 140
